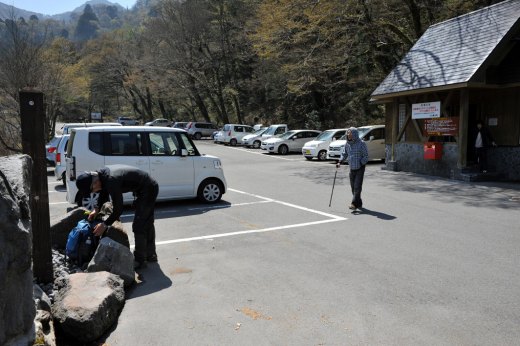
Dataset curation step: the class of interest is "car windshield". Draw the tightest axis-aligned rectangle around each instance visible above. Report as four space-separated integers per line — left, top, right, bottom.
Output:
264 126 283 135
315 131 336 141
357 128 372 139
279 131 296 139
253 128 268 135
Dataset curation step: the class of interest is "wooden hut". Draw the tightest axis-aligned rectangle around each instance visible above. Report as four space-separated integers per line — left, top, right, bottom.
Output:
371 0 520 181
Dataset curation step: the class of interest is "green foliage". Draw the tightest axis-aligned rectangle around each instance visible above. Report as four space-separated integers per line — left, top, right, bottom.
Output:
0 0 504 154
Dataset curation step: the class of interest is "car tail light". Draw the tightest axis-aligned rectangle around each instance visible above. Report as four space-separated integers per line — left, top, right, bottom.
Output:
47 147 56 153
56 152 61 164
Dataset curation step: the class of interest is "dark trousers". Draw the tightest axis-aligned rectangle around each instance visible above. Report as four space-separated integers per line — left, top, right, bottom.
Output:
349 165 365 208
132 181 159 262
475 147 488 172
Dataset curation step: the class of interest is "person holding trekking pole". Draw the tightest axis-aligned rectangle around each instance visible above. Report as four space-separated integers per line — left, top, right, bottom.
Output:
336 127 369 210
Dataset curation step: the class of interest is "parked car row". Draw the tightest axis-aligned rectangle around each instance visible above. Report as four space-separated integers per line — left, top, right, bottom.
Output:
212 123 386 161
117 118 222 141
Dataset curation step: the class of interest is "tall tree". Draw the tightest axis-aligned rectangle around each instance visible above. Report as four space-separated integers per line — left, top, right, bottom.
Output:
75 4 100 41
0 15 48 152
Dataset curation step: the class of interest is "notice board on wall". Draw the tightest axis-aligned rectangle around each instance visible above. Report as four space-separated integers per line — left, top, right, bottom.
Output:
424 117 459 136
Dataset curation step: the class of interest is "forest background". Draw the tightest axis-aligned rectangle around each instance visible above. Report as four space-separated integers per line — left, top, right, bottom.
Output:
0 0 501 154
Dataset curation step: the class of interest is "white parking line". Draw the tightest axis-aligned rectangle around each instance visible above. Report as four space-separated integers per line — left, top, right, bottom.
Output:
131 188 346 248
223 146 303 161
155 218 343 246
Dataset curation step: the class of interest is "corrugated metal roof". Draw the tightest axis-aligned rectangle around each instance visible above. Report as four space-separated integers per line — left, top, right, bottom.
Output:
371 0 520 98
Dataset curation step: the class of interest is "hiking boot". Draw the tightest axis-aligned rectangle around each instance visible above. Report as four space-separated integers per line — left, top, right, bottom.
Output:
349 204 356 210
147 254 158 262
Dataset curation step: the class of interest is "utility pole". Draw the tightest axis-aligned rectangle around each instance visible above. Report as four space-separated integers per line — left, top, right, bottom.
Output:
19 89 53 283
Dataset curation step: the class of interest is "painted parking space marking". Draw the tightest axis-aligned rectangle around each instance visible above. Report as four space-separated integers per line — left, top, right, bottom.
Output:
49 184 347 247
223 146 303 161
129 188 346 248
154 218 344 246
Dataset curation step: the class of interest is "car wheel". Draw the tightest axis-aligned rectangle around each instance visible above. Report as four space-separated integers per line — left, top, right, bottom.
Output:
61 172 66 188
197 179 223 203
278 145 288 155
77 192 100 211
318 150 327 161
194 132 202 140
230 138 237 146
253 140 261 149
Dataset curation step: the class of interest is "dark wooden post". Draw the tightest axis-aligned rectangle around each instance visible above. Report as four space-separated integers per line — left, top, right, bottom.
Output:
19 89 53 283
458 89 469 168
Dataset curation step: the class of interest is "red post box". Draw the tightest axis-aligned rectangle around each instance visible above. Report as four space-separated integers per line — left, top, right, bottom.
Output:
424 142 442 160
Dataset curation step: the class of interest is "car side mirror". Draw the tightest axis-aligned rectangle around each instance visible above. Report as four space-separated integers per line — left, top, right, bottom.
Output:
181 149 188 157
369 135 375 141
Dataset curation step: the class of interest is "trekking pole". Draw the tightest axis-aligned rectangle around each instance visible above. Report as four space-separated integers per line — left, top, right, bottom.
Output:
329 166 338 207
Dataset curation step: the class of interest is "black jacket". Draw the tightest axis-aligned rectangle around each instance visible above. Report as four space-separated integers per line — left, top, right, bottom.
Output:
472 125 495 148
97 165 156 226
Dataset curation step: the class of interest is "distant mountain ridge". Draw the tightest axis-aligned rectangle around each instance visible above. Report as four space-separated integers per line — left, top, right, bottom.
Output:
0 0 128 21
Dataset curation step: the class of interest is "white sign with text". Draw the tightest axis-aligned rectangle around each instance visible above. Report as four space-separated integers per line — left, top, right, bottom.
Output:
412 101 441 119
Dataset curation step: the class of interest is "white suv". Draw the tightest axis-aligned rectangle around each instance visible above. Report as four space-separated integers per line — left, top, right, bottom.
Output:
302 128 347 161
327 125 386 161
185 122 219 139
65 126 227 208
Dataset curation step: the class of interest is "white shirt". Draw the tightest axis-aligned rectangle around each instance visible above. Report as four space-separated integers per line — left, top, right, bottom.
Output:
475 131 483 148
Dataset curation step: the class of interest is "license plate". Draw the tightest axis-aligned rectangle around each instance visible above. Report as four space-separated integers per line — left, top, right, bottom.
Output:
304 150 311 154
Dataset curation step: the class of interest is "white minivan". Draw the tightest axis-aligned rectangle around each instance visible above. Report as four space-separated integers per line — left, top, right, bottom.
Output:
327 125 386 161
65 126 227 208
213 124 254 146
302 128 347 161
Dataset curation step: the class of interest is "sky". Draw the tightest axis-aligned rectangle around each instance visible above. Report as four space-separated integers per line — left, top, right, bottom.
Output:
8 0 137 15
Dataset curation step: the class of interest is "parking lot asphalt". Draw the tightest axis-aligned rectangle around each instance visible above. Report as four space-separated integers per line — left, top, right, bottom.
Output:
47 141 520 345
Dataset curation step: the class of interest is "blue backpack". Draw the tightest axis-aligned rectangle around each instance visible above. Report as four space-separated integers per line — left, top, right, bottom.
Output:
65 220 97 264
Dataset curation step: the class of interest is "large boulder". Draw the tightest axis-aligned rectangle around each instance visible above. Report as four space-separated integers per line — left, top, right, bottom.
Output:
50 207 90 249
87 237 135 287
50 202 130 250
52 272 125 343
0 155 35 346
104 221 130 248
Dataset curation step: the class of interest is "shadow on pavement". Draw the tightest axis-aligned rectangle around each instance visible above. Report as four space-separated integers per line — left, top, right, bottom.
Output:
351 207 396 220
126 262 172 300
376 171 520 210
